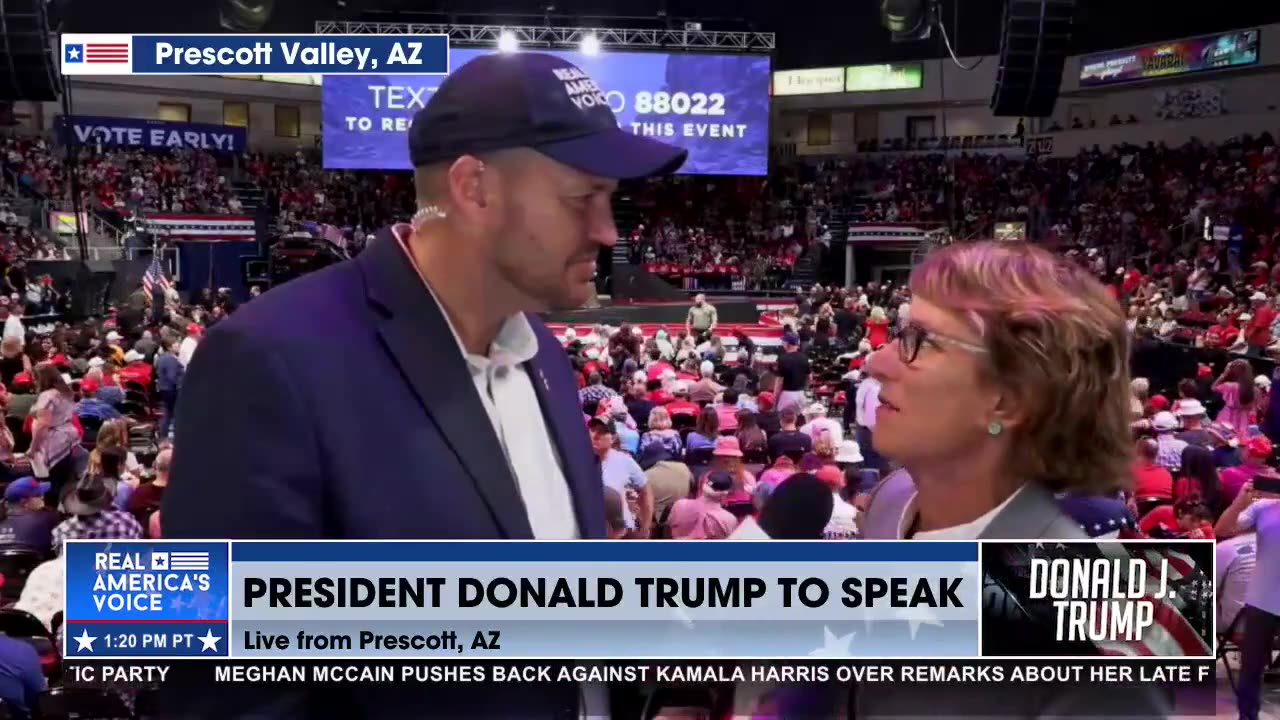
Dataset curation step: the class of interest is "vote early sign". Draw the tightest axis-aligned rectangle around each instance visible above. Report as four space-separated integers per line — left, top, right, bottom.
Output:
56 115 247 152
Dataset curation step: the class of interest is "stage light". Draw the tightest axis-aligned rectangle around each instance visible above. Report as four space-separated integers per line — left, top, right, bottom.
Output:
581 33 601 55
497 30 519 53
880 0 933 42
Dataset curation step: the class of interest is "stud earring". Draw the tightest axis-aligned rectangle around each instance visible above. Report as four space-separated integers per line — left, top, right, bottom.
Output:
987 421 1004 436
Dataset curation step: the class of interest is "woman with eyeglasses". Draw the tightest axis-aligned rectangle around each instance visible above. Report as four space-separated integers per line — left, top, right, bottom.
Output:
859 241 1135 542
850 242 1166 717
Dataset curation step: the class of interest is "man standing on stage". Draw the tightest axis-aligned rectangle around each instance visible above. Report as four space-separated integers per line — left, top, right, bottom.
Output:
686 292 718 342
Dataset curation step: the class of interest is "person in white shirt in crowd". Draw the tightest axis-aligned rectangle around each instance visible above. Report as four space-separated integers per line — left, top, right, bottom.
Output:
13 554 63 632
1215 477 1280 720
1151 411 1188 473
854 358 884 474
815 465 857 539
2 302 23 344
177 323 201 368
653 328 674 359
1214 531 1256 633
800 402 843 446
590 418 652 538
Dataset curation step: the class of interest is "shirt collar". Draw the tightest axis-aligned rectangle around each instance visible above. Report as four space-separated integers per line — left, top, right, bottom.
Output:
900 484 1027 540
391 223 538 371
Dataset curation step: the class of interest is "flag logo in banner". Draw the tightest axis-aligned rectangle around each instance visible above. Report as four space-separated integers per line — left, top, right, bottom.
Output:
142 255 171 295
169 552 210 571
143 214 255 241
61 34 134 75
84 43 129 64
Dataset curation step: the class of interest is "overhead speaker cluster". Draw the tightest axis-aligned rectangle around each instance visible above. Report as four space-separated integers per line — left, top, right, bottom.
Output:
0 0 59 101
990 0 1076 117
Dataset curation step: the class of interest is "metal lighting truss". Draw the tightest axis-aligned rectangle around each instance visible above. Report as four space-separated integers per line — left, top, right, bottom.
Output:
315 21 775 53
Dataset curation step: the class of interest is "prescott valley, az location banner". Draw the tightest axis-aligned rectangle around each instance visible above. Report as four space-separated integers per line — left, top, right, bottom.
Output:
64 539 1214 661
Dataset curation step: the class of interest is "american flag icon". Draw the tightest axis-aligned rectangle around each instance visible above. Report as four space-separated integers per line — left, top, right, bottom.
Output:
170 552 211 571
64 41 129 65
84 43 128 64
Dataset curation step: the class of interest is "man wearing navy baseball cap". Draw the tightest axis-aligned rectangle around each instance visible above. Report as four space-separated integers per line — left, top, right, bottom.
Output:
164 53 684 718
0 477 55 556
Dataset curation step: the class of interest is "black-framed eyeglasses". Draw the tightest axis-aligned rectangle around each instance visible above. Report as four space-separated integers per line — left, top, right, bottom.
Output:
893 324 989 365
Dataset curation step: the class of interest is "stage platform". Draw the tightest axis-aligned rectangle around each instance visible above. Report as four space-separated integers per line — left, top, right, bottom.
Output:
543 299 793 345
542 298 764 326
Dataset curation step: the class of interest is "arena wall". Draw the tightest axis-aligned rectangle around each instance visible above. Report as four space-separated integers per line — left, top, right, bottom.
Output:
9 22 1280 159
773 21 1280 157
30 75 323 152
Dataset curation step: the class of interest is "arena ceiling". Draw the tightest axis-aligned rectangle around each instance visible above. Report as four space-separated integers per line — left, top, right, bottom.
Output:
66 0 1280 70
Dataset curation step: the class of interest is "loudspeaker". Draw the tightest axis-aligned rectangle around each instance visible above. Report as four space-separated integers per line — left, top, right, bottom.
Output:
989 0 1075 117
0 0 60 101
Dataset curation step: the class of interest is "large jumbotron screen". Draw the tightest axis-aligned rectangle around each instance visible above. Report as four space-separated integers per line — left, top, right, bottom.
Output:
322 48 772 176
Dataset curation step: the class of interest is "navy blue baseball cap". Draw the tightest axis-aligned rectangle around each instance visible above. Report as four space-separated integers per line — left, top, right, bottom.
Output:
409 52 687 179
4 477 48 502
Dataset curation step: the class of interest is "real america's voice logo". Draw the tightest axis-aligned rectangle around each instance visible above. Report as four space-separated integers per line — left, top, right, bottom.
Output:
92 549 213 612
65 541 232 659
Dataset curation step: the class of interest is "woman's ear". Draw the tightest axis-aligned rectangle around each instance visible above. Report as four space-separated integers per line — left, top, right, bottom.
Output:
987 386 1027 434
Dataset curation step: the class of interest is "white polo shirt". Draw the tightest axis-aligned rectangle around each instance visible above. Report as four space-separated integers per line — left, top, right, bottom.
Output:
399 230 580 540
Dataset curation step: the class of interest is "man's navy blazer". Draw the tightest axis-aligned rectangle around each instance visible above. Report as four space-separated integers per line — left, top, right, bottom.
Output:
162 227 603 718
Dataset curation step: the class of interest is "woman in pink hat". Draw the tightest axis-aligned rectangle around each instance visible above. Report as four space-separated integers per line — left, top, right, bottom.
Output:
699 436 756 506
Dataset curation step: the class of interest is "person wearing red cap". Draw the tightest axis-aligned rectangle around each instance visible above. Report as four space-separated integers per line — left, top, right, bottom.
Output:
1221 435 1274 506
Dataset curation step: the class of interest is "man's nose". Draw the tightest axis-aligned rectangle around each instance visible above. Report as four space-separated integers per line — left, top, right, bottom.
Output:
592 208 618 248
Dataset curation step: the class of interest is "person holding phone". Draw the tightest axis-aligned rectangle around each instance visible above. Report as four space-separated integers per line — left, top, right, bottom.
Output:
1214 475 1280 720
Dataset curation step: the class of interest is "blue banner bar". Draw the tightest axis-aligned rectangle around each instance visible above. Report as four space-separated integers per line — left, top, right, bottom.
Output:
130 34 449 75
230 541 978 563
63 621 229 658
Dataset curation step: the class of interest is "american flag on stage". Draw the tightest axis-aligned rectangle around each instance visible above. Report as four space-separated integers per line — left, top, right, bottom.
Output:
142 255 170 295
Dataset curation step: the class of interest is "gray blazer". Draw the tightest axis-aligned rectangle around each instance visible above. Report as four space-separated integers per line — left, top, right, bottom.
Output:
857 468 1088 540
847 469 1172 720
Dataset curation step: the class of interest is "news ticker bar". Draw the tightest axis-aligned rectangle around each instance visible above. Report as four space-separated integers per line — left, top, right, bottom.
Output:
62 659 1218 717
64 539 1216 661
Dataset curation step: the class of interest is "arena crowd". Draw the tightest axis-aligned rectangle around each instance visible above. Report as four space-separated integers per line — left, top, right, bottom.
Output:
0 123 1269 716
